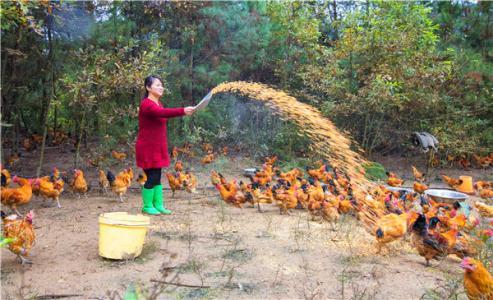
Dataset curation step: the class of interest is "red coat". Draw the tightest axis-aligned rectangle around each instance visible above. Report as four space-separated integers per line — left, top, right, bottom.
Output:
135 98 185 169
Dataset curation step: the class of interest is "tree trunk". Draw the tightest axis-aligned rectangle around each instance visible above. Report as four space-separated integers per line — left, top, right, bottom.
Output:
74 107 87 169
37 6 55 177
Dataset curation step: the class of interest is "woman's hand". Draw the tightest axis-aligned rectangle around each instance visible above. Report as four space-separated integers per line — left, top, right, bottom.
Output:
184 106 195 116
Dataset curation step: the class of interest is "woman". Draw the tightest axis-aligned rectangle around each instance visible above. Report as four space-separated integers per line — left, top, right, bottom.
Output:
136 75 195 215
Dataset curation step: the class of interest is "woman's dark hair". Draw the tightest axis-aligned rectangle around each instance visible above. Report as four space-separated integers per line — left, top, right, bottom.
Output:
144 75 163 98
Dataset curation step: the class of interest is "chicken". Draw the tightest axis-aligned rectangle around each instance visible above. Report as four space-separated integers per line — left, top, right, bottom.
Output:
472 154 492 169
98 170 110 193
31 133 43 145
1 177 34 215
165 172 183 197
215 183 248 208
250 183 273 212
474 181 492 191
321 200 340 229
307 198 322 220
174 160 183 172
7 152 20 167
210 170 222 186
2 211 35 264
413 182 429 194
201 151 215 165
460 257 493 300
474 201 493 218
479 188 493 200
202 143 213 153
106 170 130 202
171 146 179 160
117 168 133 187
272 185 298 215
111 150 127 161
264 155 277 166
136 172 147 187
70 169 88 198
442 175 463 189
411 214 448 266
1 167 11 187
35 178 64 208
412 166 426 182
183 169 197 193
374 211 419 254
222 146 229 156
386 172 405 187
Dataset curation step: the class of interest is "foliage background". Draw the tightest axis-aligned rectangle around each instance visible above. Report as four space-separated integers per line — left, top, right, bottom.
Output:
1 1 492 165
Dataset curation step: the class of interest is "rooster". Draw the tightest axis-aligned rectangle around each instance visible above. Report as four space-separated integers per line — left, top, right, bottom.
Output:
2 210 35 264
165 172 183 197
70 169 88 198
98 170 110 193
1 176 34 216
106 170 130 202
183 169 197 193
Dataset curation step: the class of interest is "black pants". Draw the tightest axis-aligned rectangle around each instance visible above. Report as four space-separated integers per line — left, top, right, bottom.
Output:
144 168 162 189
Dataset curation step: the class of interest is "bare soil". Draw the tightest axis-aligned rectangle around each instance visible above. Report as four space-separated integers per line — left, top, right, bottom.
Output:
1 147 491 299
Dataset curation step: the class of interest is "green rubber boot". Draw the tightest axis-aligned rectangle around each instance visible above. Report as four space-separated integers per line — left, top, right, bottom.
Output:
153 184 172 215
142 187 160 215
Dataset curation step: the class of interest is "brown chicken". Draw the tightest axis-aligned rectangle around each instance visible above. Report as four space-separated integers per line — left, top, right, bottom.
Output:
111 150 127 161
264 155 278 166
165 172 183 196
71 169 88 198
201 151 215 165
386 172 405 187
183 169 197 193
7 152 20 167
374 211 419 254
321 200 340 230
35 178 64 208
412 166 426 182
479 188 493 200
474 181 492 190
413 182 429 194
474 201 493 218
460 257 493 300
1 176 34 215
98 169 110 193
2 210 36 264
411 214 448 266
106 170 130 202
202 143 213 153
215 183 247 208
174 160 183 172
136 172 147 187
222 146 229 156
442 175 463 189
1 167 12 187
171 146 179 160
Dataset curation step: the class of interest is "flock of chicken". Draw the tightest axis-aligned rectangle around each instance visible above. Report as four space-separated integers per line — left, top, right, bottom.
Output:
1 150 492 298
207 156 493 299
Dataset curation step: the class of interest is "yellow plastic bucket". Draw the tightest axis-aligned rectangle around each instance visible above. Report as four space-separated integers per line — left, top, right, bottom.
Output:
456 176 475 195
99 212 151 259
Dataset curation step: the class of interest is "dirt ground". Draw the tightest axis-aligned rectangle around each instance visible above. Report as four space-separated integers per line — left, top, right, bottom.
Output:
1 148 492 299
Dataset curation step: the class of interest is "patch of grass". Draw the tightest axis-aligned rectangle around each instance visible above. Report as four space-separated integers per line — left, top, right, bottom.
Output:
363 161 387 181
421 275 464 300
222 248 253 262
179 258 206 273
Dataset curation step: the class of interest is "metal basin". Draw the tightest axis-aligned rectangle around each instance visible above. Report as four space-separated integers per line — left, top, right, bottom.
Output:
243 168 258 176
424 189 468 203
384 186 414 194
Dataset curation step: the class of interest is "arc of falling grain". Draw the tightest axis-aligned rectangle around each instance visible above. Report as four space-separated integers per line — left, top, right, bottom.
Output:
210 81 372 189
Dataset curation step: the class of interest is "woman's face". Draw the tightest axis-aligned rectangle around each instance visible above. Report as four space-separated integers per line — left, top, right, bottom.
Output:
147 79 164 98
